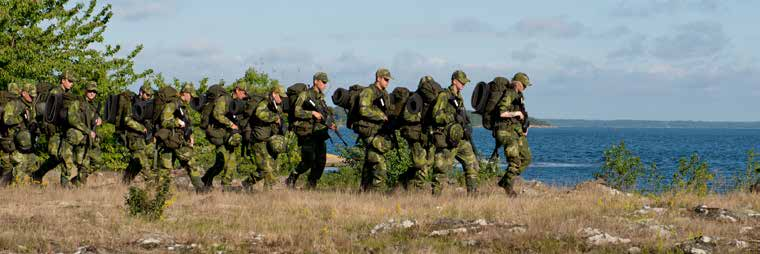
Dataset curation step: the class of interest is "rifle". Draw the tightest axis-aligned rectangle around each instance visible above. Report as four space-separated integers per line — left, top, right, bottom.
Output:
308 97 348 146
177 104 193 140
453 98 480 159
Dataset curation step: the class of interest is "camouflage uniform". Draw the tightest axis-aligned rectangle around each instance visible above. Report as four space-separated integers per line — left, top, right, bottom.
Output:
62 82 100 186
0 83 37 185
430 71 479 195
495 73 533 194
32 72 75 184
156 85 204 190
121 84 155 184
357 69 393 191
244 88 287 190
201 85 243 190
398 84 434 190
288 75 331 189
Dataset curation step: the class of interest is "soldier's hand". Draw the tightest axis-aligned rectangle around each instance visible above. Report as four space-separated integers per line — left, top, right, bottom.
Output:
230 123 239 130
312 111 323 121
276 118 281 125
177 119 186 128
90 131 97 140
382 115 388 122
143 128 148 134
190 136 195 147
330 124 337 130
514 111 525 120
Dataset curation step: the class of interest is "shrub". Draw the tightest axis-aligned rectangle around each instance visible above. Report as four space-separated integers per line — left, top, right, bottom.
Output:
594 141 646 191
732 149 760 192
124 178 173 221
670 153 714 196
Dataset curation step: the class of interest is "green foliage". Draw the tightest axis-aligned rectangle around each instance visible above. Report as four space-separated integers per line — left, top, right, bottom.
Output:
319 145 364 190
0 0 152 93
594 141 646 191
124 178 172 221
384 132 413 190
671 153 714 196
732 149 760 191
233 67 280 94
97 124 129 171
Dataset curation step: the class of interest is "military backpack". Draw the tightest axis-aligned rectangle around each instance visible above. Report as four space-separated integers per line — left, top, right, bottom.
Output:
471 76 511 130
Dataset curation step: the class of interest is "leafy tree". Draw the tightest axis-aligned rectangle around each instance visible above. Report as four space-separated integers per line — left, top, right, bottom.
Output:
233 67 280 94
0 0 152 95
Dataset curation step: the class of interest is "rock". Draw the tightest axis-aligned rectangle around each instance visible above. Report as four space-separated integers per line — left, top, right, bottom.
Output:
731 239 748 249
740 227 754 234
461 239 478 246
137 237 163 249
627 246 642 254
634 205 668 215
578 227 602 237
675 236 717 254
430 227 468 236
370 219 417 235
73 246 98 254
508 226 527 234
578 227 630 246
693 205 741 223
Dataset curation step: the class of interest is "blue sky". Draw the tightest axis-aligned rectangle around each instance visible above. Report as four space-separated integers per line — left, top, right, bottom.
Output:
101 0 760 121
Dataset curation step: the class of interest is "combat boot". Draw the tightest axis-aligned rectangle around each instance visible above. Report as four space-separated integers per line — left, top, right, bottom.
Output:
497 176 518 198
465 177 478 195
285 173 299 189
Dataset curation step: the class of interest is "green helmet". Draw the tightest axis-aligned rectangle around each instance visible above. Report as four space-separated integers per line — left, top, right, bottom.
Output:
140 83 154 96
22 82 37 97
512 72 532 87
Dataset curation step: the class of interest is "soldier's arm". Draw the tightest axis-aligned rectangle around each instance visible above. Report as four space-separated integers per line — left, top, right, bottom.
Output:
255 100 278 123
293 92 313 120
3 102 22 126
358 88 385 121
124 115 146 132
497 92 518 118
212 98 233 127
433 93 453 125
67 101 92 134
160 102 179 128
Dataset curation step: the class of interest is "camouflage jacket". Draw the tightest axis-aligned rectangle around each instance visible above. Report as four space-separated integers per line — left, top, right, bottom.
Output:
252 96 283 140
293 89 328 131
432 86 465 128
66 97 97 136
211 95 235 129
358 84 389 124
496 89 524 126
124 98 149 135
159 101 183 130
3 97 35 136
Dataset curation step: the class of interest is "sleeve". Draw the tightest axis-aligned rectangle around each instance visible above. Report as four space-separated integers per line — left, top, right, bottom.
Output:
124 115 146 132
160 102 178 129
293 92 313 120
358 88 385 122
212 98 233 127
67 101 91 134
255 100 278 123
433 93 453 125
3 102 21 126
497 92 516 114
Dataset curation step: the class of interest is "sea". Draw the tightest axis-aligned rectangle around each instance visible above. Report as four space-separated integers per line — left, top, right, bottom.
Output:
325 127 760 190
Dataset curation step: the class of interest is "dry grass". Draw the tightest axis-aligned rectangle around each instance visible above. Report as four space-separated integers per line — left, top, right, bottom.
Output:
1 172 760 253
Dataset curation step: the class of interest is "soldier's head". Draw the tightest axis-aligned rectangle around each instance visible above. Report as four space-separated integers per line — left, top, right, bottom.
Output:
59 71 76 90
7 82 20 96
451 70 470 93
313 72 329 93
179 83 196 103
21 82 36 103
139 82 154 100
85 81 98 101
511 72 531 92
374 68 392 90
232 83 248 100
270 84 286 105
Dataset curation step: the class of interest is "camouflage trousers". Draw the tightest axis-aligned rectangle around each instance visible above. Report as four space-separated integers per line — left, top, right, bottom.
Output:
158 145 204 189
202 144 238 188
122 137 155 184
361 134 391 192
432 140 480 195
243 141 280 190
0 151 36 186
400 141 434 191
289 135 327 189
60 130 100 186
31 133 63 183
495 124 532 187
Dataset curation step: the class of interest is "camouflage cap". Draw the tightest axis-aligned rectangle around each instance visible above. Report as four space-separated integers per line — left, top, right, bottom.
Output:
313 72 329 83
512 72 532 87
451 70 470 84
22 82 37 97
232 82 248 92
7 82 20 96
271 84 286 97
59 70 77 82
180 83 196 96
85 81 98 93
140 82 154 96
375 68 393 80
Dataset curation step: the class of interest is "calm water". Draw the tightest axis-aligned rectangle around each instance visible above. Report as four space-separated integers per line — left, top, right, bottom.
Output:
326 127 760 188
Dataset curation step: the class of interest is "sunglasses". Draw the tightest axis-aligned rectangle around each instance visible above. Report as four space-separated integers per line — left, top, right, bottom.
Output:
383 78 390 82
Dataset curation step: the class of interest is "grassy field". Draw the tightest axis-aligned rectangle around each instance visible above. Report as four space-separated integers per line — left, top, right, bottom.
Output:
1 172 759 253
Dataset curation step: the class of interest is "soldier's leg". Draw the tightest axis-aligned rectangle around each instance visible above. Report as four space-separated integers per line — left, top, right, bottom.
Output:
218 145 237 188
403 142 429 190
79 147 102 186
0 152 13 186
518 136 532 172
288 136 314 188
455 141 480 193
10 151 34 185
201 145 225 187
175 146 205 191
431 148 454 195
32 134 62 182
59 140 77 187
252 142 275 190
122 139 147 184
361 135 389 192
306 139 326 189
157 148 174 186
498 133 521 196
70 143 88 186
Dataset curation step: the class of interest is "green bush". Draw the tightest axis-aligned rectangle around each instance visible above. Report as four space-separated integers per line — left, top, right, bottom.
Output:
732 149 760 192
671 153 714 196
594 141 646 191
125 178 172 221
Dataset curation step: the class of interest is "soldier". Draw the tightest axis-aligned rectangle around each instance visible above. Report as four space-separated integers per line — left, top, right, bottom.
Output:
0 83 37 185
121 83 155 184
356 68 392 192
155 84 205 192
286 72 335 189
430 70 480 195
201 84 245 191
243 85 287 190
32 71 76 185
399 76 436 191
64 82 101 186
495 72 532 197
